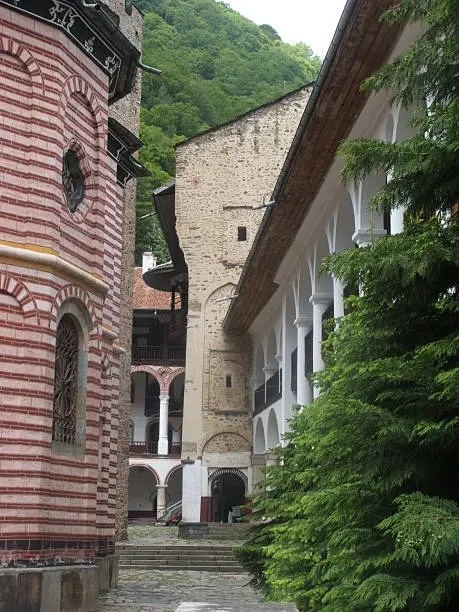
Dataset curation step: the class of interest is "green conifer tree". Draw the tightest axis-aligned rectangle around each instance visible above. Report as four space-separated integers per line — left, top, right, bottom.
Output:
238 1 459 609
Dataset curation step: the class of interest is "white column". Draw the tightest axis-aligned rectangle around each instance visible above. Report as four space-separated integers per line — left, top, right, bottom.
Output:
275 353 282 392
264 451 278 490
332 275 345 319
182 460 202 523
391 207 405 235
156 484 168 519
353 229 386 247
294 316 312 406
264 451 278 468
310 294 330 398
158 394 169 455
387 171 405 235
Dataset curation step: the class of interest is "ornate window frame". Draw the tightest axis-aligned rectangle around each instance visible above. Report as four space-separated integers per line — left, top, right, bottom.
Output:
63 149 85 213
61 140 95 222
52 300 91 458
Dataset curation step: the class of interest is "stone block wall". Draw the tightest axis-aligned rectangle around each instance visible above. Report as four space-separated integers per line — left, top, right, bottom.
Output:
175 86 312 519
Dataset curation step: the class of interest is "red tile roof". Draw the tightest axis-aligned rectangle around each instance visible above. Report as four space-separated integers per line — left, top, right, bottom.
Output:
132 268 172 310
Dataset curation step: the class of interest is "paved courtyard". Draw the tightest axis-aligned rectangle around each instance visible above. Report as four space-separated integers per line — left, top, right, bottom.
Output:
97 568 297 611
97 526 297 611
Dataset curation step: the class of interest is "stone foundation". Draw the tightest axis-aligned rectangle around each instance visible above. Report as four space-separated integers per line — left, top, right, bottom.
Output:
0 555 118 612
178 522 211 539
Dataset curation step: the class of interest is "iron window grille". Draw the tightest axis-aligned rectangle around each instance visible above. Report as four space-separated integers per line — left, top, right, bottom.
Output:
52 314 79 444
63 150 84 213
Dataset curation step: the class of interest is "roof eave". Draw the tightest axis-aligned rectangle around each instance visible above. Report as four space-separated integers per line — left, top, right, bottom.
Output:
223 0 404 333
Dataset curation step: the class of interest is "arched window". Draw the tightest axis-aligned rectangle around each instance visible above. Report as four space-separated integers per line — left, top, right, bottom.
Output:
52 301 90 454
53 314 79 444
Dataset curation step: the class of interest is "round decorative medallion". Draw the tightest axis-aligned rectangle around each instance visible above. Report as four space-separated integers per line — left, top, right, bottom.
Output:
62 150 84 213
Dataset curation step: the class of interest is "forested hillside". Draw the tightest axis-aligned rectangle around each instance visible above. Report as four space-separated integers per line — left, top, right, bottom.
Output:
134 0 321 263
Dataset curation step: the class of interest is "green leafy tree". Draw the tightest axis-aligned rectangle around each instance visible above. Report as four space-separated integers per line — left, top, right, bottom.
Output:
238 1 459 609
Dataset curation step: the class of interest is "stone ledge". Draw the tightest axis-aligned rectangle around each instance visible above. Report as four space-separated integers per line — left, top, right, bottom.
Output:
0 555 118 612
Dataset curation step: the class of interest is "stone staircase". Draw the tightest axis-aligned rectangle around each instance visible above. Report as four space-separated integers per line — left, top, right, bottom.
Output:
178 522 250 540
206 523 249 540
117 543 244 572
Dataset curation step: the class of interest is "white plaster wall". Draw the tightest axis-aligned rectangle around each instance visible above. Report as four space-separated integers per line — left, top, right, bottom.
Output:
167 468 183 505
129 456 181 486
131 371 148 441
253 398 282 451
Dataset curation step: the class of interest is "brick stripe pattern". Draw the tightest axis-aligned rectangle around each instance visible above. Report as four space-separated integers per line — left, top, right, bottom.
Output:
0 7 126 565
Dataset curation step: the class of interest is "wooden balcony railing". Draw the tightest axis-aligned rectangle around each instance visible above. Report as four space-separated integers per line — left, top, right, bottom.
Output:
132 345 185 364
129 441 182 457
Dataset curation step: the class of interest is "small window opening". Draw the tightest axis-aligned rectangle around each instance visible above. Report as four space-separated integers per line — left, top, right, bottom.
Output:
125 0 133 15
53 314 79 444
63 150 84 213
225 374 232 388
237 226 247 241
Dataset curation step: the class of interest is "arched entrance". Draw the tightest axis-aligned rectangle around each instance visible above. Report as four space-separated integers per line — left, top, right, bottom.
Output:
166 466 183 506
128 465 158 521
210 469 247 523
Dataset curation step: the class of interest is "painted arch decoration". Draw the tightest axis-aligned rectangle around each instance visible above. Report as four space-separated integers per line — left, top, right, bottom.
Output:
131 365 185 395
208 468 248 495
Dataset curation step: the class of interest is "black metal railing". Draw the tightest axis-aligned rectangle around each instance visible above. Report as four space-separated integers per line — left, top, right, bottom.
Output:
133 345 162 361
169 442 182 456
129 440 158 455
167 346 185 361
254 383 265 415
129 440 181 456
169 397 184 414
144 394 160 417
291 348 297 393
266 370 281 408
132 345 186 364
254 369 282 415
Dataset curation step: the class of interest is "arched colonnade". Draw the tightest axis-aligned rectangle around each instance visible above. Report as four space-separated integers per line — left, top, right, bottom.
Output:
251 102 415 456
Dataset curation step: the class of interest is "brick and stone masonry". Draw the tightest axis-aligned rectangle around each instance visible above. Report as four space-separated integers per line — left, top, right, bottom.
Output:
174 86 312 522
105 0 144 544
0 1 143 571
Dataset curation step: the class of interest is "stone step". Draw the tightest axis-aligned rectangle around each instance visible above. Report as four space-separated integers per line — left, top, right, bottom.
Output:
119 564 244 572
207 524 248 529
120 553 237 560
120 555 234 563
116 544 237 553
120 552 234 561
123 559 239 566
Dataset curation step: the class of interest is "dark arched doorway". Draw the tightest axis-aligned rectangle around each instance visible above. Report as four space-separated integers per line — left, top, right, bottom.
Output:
211 471 246 523
128 465 158 520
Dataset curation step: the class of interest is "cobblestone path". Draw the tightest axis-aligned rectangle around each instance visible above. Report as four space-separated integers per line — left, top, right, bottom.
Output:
97 569 297 611
98 526 296 611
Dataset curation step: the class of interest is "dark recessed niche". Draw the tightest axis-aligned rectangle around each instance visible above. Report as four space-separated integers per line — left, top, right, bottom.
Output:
225 374 232 388
63 150 84 213
237 226 247 241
